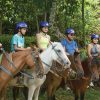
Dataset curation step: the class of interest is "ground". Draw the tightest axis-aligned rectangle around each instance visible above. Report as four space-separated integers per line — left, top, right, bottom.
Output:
7 87 100 100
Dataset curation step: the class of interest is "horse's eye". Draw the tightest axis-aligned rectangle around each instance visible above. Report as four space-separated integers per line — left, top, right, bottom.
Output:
57 50 61 53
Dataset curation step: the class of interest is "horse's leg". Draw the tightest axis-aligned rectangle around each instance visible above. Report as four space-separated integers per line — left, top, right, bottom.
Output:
12 87 20 100
0 87 7 100
47 85 54 100
22 87 28 100
28 86 36 100
80 92 85 100
52 95 56 100
51 87 58 100
74 91 79 100
34 86 40 100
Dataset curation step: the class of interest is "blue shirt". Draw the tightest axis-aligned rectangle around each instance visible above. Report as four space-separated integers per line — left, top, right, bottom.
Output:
11 34 25 52
61 39 78 55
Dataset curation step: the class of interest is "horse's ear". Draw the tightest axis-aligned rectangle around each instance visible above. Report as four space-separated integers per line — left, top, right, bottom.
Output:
30 44 38 51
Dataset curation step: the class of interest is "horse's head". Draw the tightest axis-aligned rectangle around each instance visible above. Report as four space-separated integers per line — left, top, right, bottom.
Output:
68 52 84 78
49 42 71 69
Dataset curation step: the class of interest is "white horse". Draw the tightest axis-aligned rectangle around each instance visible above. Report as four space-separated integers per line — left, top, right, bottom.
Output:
14 42 71 100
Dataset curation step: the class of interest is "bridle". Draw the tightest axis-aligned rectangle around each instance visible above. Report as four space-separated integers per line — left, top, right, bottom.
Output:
41 43 68 70
0 48 34 79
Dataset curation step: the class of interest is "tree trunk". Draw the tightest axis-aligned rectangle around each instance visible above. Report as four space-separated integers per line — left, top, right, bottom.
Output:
0 21 2 35
44 0 47 21
82 0 85 45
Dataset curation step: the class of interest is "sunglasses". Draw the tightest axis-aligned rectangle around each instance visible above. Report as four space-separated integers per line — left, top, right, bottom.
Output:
69 33 74 36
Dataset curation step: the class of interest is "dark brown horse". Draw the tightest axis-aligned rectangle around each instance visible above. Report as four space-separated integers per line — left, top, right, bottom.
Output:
41 55 95 100
65 58 91 100
0 50 37 100
40 52 85 100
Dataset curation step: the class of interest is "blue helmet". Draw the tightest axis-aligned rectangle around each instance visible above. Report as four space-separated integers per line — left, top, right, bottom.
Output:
16 22 28 30
39 21 49 28
65 28 75 35
91 34 99 40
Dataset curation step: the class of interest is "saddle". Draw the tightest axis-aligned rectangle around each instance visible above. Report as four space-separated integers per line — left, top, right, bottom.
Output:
13 51 44 86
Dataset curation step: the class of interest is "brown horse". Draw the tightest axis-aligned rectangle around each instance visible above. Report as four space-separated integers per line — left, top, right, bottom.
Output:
41 55 97 100
0 50 37 100
40 52 85 100
65 58 91 100
11 52 84 100
89 57 100 82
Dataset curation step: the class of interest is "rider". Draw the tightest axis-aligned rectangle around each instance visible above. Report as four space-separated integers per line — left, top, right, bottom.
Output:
87 33 100 60
36 21 51 77
61 28 79 55
87 33 100 86
36 21 50 52
11 22 31 52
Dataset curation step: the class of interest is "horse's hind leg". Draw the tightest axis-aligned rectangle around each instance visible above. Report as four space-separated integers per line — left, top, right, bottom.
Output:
34 86 40 100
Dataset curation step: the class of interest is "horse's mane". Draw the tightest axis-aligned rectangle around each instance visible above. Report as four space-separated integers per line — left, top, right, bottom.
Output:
11 50 32 57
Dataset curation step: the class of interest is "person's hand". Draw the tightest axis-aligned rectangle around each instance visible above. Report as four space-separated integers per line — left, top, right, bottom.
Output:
76 49 80 53
0 43 2 48
89 55 93 60
26 47 32 50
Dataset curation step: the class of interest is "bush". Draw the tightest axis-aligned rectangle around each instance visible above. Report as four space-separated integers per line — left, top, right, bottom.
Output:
0 34 36 52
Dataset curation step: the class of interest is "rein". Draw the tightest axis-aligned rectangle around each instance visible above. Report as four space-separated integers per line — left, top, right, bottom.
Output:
1 48 34 79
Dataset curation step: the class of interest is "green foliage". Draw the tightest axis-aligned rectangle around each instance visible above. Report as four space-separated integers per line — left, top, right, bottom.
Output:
0 35 36 52
0 0 99 46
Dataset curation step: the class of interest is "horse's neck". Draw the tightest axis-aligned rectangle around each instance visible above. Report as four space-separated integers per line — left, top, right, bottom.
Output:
40 47 53 66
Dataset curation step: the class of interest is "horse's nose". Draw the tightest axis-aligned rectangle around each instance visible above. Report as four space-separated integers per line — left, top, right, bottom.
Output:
64 61 71 67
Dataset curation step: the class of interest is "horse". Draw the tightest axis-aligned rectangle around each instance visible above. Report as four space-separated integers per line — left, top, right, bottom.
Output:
11 42 71 100
89 57 100 82
0 49 38 100
39 52 85 100
41 55 97 100
65 58 91 100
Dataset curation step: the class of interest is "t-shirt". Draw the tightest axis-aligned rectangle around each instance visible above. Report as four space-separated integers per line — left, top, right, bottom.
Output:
61 39 78 55
36 32 50 50
11 34 24 52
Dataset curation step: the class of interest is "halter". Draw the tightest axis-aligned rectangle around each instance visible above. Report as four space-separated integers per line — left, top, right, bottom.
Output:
42 43 68 70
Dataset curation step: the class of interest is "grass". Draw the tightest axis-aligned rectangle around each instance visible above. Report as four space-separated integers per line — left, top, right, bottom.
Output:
7 87 100 100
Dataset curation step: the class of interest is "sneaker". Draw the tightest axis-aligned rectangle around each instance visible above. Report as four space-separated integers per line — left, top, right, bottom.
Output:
65 85 71 91
90 82 94 87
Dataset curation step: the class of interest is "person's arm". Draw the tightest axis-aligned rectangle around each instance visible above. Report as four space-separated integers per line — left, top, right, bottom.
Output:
74 41 80 53
12 35 30 52
61 39 66 51
36 33 42 47
97 44 100 58
87 44 93 59
13 44 26 51
36 33 44 51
